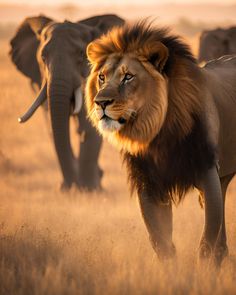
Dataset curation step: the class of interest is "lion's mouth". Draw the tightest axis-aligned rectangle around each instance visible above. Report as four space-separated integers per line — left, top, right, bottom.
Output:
100 114 126 125
100 114 110 120
98 114 126 132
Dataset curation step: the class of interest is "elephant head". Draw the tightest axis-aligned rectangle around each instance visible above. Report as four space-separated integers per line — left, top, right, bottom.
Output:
10 14 124 190
198 26 236 62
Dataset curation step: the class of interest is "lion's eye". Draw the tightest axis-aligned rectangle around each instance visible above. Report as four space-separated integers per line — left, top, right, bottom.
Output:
98 74 105 83
123 73 134 82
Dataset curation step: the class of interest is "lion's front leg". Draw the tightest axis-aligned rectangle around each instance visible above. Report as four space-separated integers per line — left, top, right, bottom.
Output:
198 165 224 265
138 190 176 260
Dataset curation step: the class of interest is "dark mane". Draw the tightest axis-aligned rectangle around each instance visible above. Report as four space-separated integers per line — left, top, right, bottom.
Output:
119 20 196 72
124 115 216 204
87 21 217 204
91 20 196 75
117 22 216 204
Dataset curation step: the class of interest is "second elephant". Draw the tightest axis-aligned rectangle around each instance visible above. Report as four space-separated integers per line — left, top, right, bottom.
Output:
198 26 236 62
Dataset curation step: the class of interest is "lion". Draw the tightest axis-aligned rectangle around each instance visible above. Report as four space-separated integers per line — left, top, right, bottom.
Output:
85 21 236 265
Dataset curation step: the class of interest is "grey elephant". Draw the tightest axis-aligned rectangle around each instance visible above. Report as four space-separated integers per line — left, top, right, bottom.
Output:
10 14 124 190
198 26 236 62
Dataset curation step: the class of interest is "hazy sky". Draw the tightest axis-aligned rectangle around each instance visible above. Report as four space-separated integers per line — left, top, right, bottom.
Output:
1 0 236 5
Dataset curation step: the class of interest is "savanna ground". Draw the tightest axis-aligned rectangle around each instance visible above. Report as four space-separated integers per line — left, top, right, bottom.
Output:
0 15 236 295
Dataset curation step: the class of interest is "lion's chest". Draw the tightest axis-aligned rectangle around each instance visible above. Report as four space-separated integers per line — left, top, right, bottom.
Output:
124 118 216 201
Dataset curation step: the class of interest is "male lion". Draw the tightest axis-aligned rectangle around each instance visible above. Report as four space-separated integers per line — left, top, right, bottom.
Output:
85 21 236 265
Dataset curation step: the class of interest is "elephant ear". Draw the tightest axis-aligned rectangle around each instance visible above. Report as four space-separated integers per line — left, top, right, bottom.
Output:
9 15 53 86
79 14 125 36
95 15 125 34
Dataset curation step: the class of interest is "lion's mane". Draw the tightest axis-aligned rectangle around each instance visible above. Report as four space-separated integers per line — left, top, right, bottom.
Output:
86 21 217 203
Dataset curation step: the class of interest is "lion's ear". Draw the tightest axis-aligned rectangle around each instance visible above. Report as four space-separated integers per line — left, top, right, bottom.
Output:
87 41 106 65
141 41 169 73
86 42 96 64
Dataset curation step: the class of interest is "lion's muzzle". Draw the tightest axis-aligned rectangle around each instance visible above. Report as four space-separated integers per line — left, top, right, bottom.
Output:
95 97 114 109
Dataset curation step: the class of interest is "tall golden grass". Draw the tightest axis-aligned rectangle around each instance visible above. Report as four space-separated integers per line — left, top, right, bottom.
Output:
0 32 236 295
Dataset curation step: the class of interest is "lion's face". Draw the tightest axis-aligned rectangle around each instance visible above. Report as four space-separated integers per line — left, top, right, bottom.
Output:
91 55 157 131
85 23 202 155
86 52 168 155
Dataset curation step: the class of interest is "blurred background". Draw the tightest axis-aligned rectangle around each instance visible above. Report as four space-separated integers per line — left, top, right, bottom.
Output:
0 0 236 42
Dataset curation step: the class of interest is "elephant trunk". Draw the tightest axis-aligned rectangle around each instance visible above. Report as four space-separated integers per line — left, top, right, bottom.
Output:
48 79 76 189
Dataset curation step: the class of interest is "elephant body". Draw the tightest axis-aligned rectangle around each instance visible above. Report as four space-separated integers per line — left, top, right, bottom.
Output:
10 14 124 190
203 55 236 177
194 55 236 263
199 27 236 62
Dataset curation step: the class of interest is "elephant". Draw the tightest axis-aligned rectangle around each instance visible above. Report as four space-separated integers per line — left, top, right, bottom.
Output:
10 14 124 190
198 26 236 62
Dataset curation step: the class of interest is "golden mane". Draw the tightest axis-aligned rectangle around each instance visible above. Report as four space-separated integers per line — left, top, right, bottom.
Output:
86 21 205 155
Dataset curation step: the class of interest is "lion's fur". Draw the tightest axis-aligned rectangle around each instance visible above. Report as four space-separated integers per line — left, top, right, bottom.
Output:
86 21 216 203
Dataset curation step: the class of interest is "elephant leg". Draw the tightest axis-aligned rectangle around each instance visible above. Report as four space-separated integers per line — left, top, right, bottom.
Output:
215 173 235 263
198 166 223 264
77 104 103 191
138 190 176 260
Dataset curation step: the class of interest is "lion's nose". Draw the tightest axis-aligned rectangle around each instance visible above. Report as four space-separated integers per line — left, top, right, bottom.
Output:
95 98 114 109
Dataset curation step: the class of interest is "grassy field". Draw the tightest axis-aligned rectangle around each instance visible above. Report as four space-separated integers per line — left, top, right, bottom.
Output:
0 30 236 295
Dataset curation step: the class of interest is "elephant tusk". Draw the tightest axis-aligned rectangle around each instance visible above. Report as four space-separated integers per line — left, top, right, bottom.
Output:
18 83 47 123
73 87 83 115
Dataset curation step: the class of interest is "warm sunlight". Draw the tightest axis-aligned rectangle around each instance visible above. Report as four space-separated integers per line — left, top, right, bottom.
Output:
0 1 236 295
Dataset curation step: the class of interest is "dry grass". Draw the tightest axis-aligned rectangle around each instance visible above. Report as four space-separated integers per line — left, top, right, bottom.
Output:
0 33 236 295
